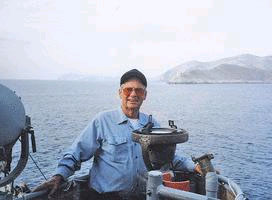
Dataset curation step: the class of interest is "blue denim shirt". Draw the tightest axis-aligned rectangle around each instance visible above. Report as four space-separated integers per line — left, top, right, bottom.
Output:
55 108 195 194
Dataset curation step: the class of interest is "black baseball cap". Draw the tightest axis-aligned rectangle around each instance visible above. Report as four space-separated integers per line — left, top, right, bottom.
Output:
120 69 147 87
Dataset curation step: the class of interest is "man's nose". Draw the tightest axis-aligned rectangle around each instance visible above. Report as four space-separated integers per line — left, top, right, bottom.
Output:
130 89 137 96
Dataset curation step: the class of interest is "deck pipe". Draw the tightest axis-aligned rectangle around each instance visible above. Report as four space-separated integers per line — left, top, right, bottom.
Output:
15 181 71 200
16 190 48 200
147 170 218 200
157 185 217 200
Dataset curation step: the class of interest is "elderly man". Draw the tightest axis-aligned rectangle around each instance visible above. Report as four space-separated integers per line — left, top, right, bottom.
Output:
34 69 199 200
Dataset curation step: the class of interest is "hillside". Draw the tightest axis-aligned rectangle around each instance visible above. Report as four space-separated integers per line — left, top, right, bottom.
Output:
162 54 272 83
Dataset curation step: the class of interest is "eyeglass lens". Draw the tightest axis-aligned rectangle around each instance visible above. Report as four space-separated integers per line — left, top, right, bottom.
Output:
123 87 145 96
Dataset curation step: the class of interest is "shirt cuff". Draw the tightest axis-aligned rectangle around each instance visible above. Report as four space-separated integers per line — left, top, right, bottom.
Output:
186 160 196 172
55 166 74 180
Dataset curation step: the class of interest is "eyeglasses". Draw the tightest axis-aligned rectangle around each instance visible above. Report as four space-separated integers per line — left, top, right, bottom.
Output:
122 87 146 97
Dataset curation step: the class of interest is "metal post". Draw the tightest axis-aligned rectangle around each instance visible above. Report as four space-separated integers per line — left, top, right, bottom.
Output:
146 171 162 200
205 172 218 198
157 185 217 200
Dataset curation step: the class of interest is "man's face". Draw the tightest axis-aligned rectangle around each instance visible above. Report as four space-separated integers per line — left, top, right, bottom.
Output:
119 79 147 111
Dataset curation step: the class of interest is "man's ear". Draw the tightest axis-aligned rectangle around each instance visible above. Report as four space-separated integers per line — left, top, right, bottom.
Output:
143 90 147 100
118 88 122 99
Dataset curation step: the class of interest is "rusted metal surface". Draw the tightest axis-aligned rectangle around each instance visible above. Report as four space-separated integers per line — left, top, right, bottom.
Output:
133 128 189 144
192 154 215 176
218 183 236 200
132 127 188 170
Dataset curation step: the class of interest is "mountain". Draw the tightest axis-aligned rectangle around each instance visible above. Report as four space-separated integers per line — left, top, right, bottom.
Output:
162 54 272 83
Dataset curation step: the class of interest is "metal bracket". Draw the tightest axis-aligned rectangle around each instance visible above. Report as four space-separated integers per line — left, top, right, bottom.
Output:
25 116 36 153
168 120 177 129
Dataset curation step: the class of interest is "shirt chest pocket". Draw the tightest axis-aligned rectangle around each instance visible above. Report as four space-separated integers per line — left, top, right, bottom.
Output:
107 136 128 163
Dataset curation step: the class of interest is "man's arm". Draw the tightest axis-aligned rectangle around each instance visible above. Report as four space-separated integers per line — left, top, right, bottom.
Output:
33 118 101 198
172 154 196 172
55 118 101 179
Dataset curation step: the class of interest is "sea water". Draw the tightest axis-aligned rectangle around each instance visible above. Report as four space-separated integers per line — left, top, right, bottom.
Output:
0 80 271 199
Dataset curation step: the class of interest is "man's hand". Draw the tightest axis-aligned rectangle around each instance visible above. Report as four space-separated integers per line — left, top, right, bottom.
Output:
194 164 220 175
194 164 203 175
32 175 63 199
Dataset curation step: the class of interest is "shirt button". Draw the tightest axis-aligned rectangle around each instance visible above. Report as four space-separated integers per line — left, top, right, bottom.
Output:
135 156 138 159
134 143 137 146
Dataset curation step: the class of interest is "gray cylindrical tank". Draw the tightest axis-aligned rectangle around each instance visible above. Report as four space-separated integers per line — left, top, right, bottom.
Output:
0 84 25 146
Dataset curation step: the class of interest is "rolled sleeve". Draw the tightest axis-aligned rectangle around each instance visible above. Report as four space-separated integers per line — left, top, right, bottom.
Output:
172 154 195 172
55 164 74 180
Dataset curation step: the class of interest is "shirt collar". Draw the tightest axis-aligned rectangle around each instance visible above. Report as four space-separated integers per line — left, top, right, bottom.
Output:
117 107 128 124
117 107 148 126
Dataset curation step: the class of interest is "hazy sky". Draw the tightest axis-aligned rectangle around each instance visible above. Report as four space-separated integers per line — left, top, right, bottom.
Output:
0 0 271 79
